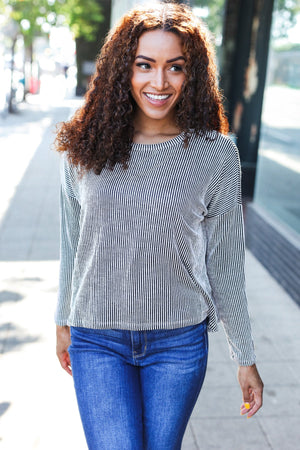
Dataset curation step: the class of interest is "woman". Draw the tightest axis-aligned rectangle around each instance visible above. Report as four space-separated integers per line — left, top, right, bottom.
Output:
55 2 263 449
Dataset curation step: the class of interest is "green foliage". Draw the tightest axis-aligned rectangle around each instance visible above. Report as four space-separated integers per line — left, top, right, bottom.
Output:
193 0 226 37
7 0 56 45
58 0 104 41
194 0 300 40
273 0 300 39
1 0 104 46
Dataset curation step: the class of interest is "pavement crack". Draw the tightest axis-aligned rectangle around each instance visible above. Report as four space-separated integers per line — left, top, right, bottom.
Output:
257 417 274 449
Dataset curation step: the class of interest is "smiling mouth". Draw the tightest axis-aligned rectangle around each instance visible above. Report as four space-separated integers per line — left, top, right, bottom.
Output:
144 93 172 101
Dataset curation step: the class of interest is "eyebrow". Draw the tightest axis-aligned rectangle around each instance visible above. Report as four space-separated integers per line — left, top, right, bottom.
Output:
135 55 186 63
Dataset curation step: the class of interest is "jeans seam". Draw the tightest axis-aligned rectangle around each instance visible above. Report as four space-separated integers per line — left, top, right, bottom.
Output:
132 331 148 359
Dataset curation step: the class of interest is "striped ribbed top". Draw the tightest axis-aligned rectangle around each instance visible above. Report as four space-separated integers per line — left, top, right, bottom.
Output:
55 131 256 365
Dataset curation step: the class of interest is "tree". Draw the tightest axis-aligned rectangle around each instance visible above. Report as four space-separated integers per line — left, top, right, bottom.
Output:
194 0 300 41
272 0 300 39
1 0 104 43
0 0 104 100
193 0 226 38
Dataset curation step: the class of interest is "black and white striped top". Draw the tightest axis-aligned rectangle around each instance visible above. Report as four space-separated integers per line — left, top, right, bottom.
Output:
55 131 256 365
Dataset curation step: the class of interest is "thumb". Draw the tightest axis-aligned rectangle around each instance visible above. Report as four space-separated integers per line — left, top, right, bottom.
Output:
242 387 252 404
240 387 253 415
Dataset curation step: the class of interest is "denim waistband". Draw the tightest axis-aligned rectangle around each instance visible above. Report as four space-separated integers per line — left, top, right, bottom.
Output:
71 319 207 344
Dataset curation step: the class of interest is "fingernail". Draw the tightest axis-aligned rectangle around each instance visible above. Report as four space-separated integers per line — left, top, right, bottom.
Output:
244 402 250 409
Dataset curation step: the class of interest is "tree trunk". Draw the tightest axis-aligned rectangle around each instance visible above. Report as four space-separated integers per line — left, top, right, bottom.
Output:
8 37 17 113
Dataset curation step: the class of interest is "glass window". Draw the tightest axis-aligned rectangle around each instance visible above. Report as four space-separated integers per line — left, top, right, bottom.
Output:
255 1 300 235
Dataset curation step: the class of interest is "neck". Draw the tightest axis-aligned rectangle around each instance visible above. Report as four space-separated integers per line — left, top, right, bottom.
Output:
133 111 179 138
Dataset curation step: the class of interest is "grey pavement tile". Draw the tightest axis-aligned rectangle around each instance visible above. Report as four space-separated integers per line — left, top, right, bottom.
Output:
257 361 300 386
209 326 227 342
254 309 300 328
203 361 237 387
0 243 30 261
1 204 40 226
31 225 59 241
273 337 300 362
254 337 279 364
263 319 300 339
258 417 300 450
5 185 46 202
39 204 60 219
255 319 300 338
29 242 60 261
208 332 229 349
0 225 35 243
207 336 231 363
289 361 300 380
246 272 286 288
32 227 59 244
246 276 274 291
182 424 198 450
246 282 283 297
253 332 287 363
43 196 60 209
207 345 231 363
191 386 242 419
247 294 297 312
0 201 37 221
260 385 300 417
39 214 59 230
190 417 270 450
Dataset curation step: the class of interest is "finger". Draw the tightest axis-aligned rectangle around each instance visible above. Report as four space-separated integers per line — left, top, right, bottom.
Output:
247 394 263 418
58 353 72 376
240 400 254 415
61 359 72 376
247 402 260 418
241 393 262 417
242 388 253 403
240 391 255 414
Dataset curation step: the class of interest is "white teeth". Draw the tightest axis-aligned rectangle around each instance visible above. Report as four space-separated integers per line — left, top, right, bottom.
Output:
145 93 170 100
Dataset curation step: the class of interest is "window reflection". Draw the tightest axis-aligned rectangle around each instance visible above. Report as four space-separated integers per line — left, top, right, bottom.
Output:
255 5 300 235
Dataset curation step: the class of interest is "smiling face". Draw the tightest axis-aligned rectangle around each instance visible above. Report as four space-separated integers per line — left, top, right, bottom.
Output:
131 29 186 130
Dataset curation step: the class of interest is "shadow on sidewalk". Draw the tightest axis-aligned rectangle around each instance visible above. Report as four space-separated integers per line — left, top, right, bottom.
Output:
0 290 24 303
0 103 71 262
0 402 10 418
0 322 40 354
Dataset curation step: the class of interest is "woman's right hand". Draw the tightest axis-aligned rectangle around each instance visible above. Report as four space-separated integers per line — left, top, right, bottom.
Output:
56 325 72 376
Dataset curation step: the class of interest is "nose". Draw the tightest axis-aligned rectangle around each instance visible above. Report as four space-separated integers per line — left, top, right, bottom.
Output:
151 69 169 91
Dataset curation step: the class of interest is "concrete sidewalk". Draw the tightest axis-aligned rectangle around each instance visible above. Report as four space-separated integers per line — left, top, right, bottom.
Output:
0 97 299 450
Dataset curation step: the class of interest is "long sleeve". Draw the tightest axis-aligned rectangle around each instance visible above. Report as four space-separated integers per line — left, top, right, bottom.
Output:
204 140 256 366
55 154 81 326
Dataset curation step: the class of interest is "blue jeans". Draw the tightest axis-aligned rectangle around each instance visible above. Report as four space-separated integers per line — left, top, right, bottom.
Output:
69 321 208 450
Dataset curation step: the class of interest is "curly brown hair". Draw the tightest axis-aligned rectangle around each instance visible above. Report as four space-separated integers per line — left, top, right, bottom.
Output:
55 1 229 174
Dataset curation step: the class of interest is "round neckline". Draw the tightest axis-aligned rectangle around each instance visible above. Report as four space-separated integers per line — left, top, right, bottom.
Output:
131 132 185 151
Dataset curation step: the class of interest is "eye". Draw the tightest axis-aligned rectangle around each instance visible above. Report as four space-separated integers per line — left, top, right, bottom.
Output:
170 64 183 72
136 62 151 70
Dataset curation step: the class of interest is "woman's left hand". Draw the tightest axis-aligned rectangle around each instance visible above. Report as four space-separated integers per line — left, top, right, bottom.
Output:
237 364 263 418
